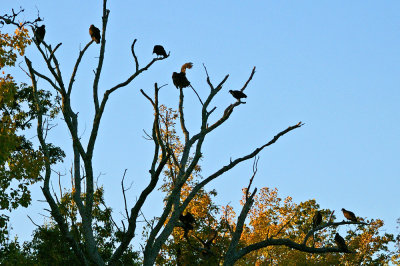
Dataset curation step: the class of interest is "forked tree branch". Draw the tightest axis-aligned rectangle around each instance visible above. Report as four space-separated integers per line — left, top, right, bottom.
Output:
25 57 89 265
131 39 139 71
0 8 42 29
68 40 93 96
86 42 167 160
226 218 367 264
109 84 170 264
302 220 368 246
181 122 304 214
224 188 257 265
246 156 259 201
93 0 110 112
143 67 295 266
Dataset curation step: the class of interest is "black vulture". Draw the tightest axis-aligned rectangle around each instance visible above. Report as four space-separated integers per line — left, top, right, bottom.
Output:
172 72 190 89
341 208 357 222
229 90 247 101
89 24 101 44
34 25 46 45
334 233 349 252
312 210 322 228
172 62 193 89
153 45 167 57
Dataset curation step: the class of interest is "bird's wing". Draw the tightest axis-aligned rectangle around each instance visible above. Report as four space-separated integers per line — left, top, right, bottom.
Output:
181 62 193 73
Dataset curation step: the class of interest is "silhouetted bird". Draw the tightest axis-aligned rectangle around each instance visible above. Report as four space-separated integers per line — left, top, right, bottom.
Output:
34 25 46 45
89 24 101 44
334 233 349 252
341 208 357 222
172 62 193 89
229 90 247 101
179 212 195 231
153 45 167 58
312 211 322 228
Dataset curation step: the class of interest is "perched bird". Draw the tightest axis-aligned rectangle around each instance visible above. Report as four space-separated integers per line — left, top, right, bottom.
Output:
312 211 322 228
89 24 101 44
229 90 247 101
334 233 349 252
179 212 195 231
153 45 167 58
172 62 193 89
34 25 46 45
172 72 190 89
341 208 357 222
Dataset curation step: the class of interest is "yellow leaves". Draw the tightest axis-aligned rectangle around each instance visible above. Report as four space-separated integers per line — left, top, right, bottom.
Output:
0 26 32 68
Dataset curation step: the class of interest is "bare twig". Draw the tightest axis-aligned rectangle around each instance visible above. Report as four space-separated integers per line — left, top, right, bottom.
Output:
0 7 42 29
189 84 204 105
302 220 368 246
246 156 259 201
328 210 335 223
271 210 297 239
121 169 130 220
27 215 41 228
131 39 139 71
240 67 256 92
68 40 93 95
48 43 62 61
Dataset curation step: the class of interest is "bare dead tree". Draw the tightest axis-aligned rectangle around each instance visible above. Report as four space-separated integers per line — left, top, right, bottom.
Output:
0 7 42 29
21 0 369 265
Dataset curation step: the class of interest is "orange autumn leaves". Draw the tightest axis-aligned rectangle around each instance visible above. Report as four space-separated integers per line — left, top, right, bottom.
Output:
0 25 31 69
153 105 396 265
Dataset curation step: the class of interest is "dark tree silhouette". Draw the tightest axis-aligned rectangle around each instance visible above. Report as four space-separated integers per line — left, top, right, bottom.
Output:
15 0 371 265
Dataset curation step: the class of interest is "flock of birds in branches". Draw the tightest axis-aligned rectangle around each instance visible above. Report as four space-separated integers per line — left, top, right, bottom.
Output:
179 208 360 254
33 24 360 254
313 208 359 253
33 24 247 104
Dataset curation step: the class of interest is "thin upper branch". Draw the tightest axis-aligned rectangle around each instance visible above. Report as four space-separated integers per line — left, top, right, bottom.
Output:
302 220 368 246
109 84 169 264
178 88 190 142
35 42 66 94
182 122 303 212
131 39 139 71
121 169 130 220
25 56 88 265
236 238 350 262
68 40 93 96
246 156 259 201
0 8 42 29
224 189 257 265
240 66 256 92
92 2 110 112
24 58 62 93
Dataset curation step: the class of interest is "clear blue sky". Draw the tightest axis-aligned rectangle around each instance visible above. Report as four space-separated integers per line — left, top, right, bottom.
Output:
4 0 400 247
